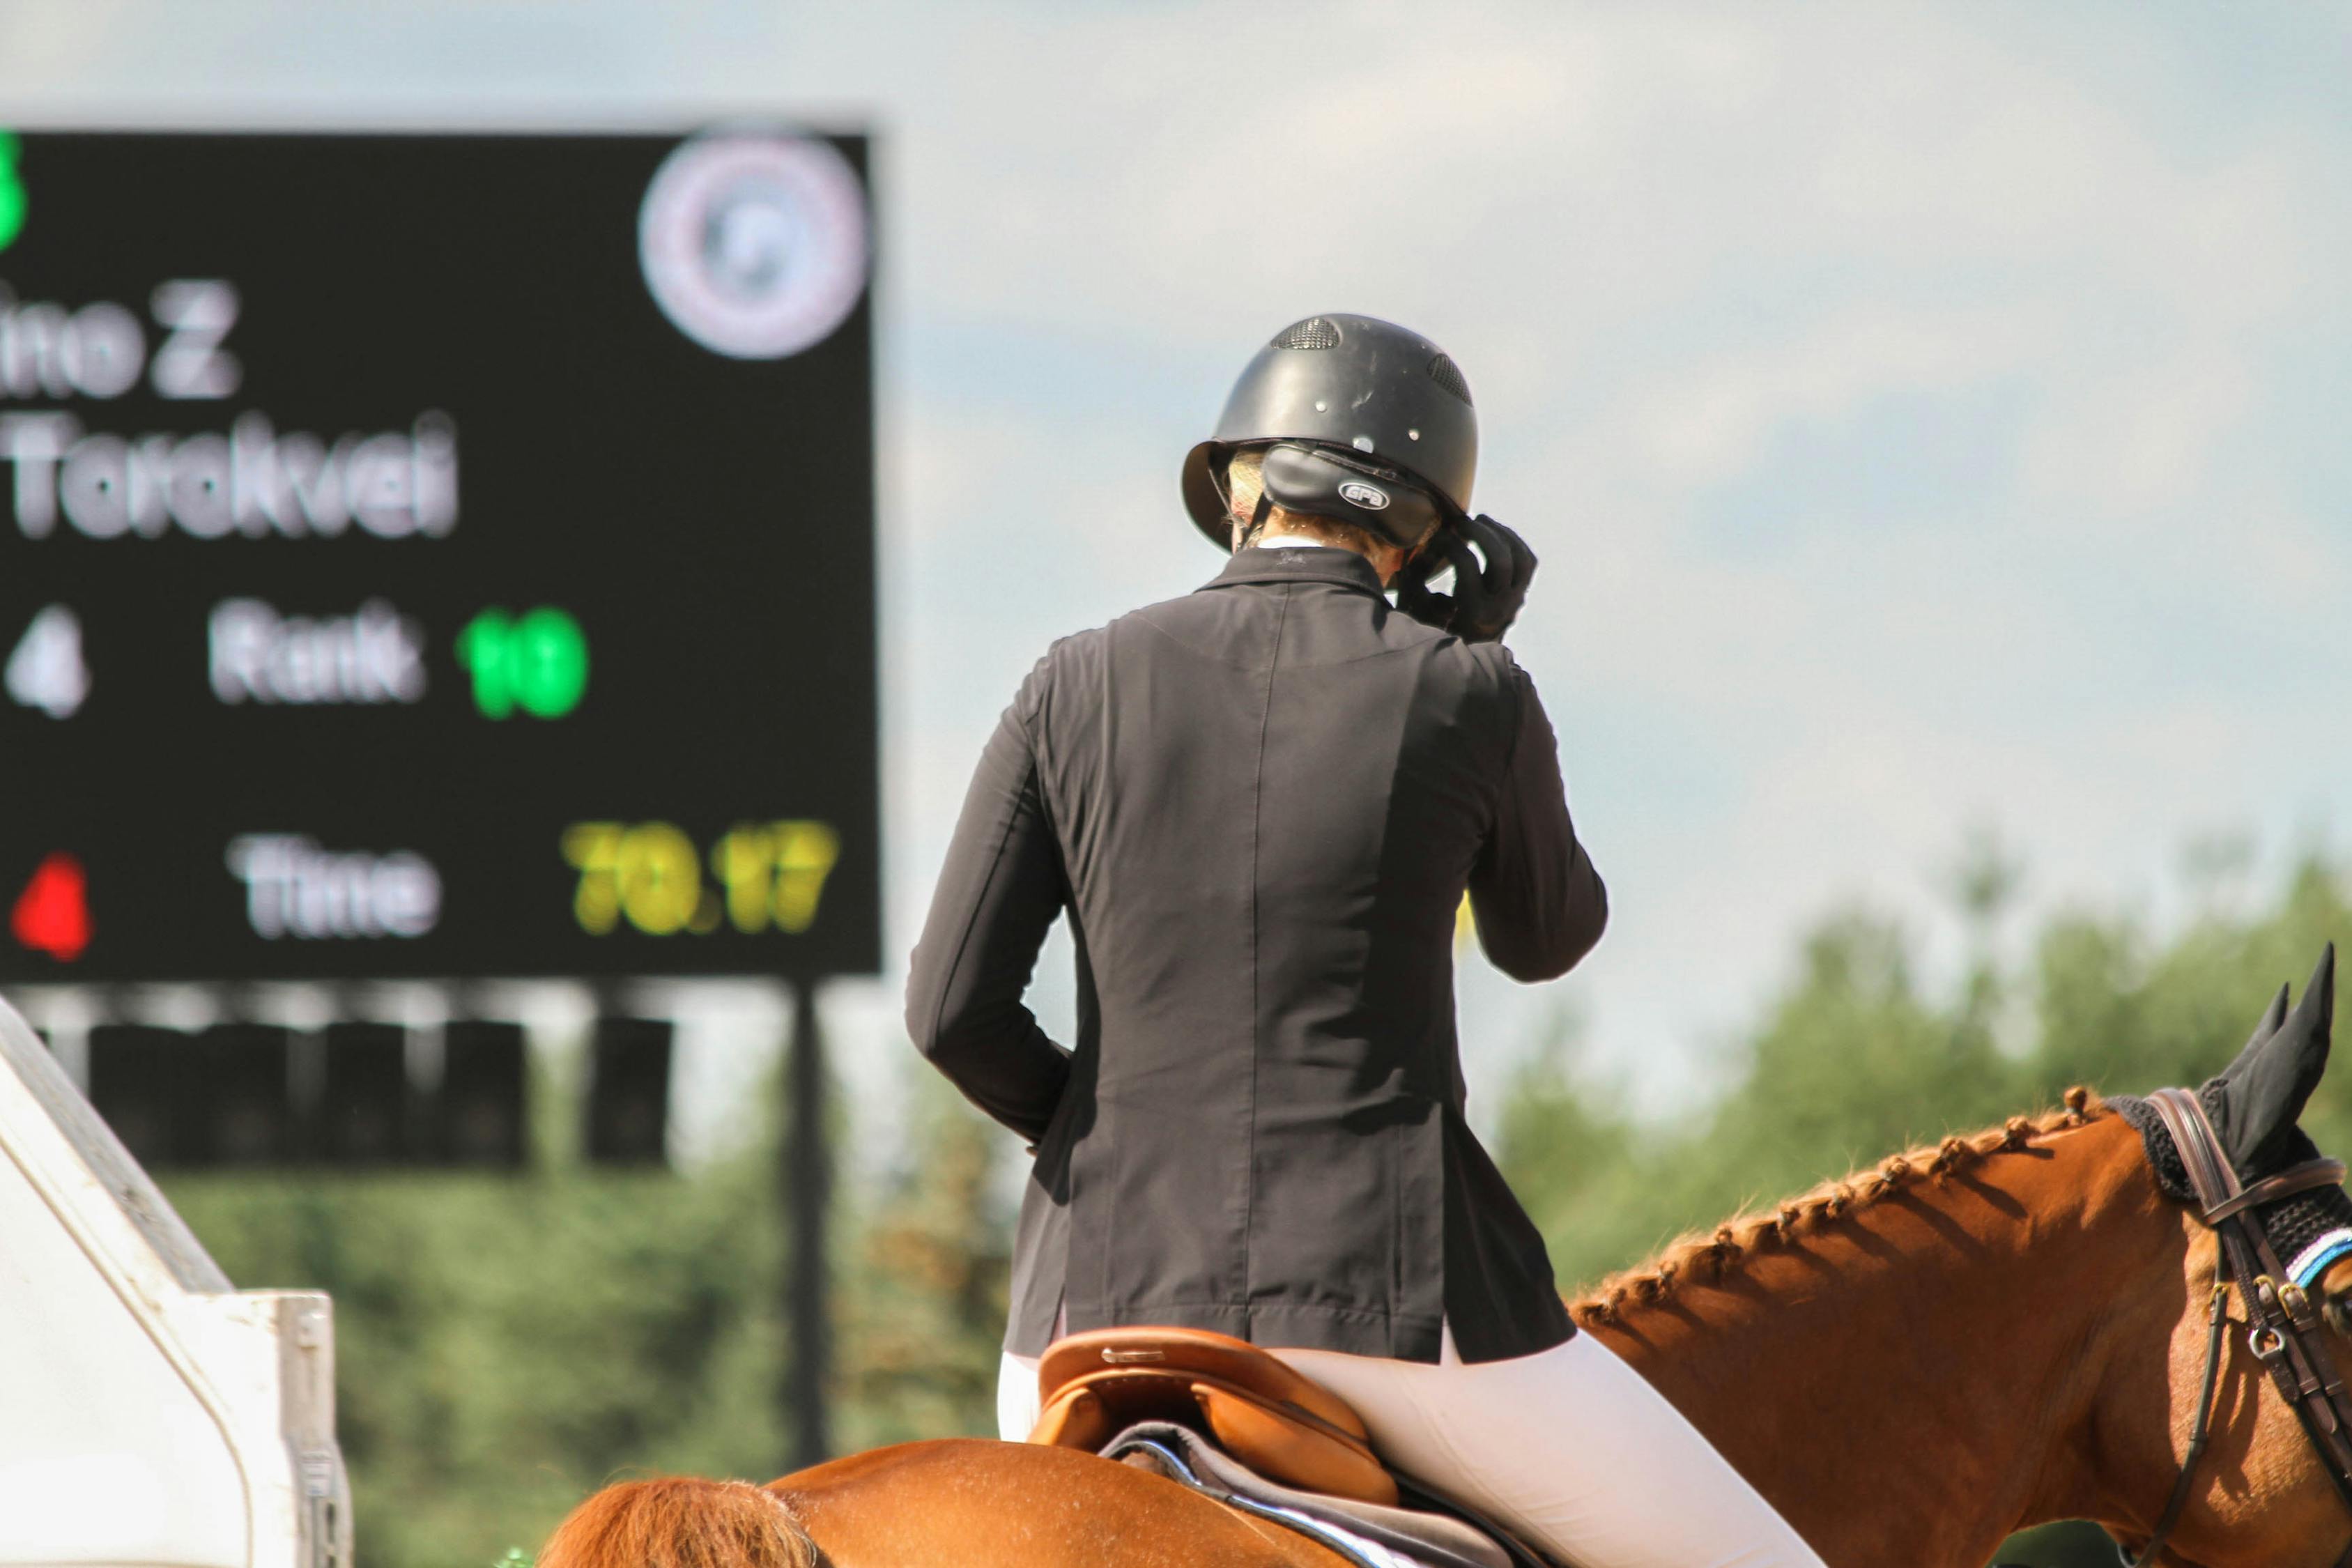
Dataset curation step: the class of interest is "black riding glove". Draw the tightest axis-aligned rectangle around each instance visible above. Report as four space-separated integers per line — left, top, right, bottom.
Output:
1394 515 1537 644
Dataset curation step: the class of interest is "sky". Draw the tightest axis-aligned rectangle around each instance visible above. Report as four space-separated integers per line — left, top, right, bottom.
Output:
3 0 2349 1142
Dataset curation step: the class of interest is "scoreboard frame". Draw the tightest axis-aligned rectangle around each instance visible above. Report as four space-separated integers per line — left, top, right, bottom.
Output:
0 127 882 985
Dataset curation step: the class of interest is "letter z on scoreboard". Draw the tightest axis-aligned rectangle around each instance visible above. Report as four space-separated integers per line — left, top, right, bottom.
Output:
0 130 879 983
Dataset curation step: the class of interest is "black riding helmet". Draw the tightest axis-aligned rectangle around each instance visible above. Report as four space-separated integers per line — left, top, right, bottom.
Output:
1181 314 1478 552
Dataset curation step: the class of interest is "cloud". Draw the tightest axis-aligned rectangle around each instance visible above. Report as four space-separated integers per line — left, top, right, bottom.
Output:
4 0 2349 1112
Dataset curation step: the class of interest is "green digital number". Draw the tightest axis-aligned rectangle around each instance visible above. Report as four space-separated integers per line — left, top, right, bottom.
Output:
0 132 26 254
456 607 589 719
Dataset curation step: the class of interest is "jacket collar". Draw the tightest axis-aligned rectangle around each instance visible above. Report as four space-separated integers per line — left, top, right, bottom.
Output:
1201 545 1388 599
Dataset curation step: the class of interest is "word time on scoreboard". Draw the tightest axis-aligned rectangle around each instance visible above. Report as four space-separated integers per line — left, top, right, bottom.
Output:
0 130 879 983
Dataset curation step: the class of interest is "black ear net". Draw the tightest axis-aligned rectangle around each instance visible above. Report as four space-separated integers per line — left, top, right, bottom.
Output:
1254 443 1452 551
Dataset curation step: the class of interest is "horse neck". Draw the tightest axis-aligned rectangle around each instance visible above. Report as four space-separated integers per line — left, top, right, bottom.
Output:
1585 1113 2189 1568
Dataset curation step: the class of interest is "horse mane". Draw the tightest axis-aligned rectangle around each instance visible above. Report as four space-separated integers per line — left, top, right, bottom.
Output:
537 1477 822 1568
1568 1086 2109 1330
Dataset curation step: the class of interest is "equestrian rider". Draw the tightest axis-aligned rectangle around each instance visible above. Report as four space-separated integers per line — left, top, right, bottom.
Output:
907 315 1827 1568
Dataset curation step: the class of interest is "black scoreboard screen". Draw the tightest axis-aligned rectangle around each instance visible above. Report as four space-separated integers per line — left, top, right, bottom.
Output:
0 129 879 983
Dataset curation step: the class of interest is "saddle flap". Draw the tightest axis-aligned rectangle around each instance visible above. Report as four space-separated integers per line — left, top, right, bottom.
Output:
1027 1385 1112 1453
1028 1327 1399 1507
1190 1381 1399 1506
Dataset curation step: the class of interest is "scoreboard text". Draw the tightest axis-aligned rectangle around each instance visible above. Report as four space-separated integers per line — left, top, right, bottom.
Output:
0 130 879 982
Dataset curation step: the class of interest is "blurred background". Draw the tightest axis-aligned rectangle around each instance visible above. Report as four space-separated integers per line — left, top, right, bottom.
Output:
1 3 2349 1566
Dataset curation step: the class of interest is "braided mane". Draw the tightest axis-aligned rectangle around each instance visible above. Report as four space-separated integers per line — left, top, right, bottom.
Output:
1568 1086 2108 1329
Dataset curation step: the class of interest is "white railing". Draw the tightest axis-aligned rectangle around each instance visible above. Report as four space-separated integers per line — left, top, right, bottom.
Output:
0 994 351 1568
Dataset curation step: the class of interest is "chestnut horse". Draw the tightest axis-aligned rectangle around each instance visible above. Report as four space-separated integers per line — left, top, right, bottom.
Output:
541 964 2352 1567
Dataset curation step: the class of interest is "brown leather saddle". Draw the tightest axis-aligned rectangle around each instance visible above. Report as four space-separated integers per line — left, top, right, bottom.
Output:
1028 1325 1399 1506
1029 1326 1557 1568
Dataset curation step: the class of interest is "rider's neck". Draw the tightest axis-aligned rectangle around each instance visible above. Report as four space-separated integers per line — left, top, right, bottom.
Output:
1230 522 1410 586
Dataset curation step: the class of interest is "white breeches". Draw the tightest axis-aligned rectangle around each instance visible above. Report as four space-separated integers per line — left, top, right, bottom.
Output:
998 1328 1826 1568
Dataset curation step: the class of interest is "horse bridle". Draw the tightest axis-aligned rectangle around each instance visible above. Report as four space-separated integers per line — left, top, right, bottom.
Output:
2128 1086 2352 1567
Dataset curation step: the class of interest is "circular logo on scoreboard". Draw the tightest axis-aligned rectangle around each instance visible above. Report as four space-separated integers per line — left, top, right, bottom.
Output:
638 131 869 360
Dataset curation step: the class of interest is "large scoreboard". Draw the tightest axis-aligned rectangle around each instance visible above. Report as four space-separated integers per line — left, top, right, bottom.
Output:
0 130 879 983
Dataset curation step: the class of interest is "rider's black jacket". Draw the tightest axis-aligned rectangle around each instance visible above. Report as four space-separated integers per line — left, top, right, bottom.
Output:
906 546 1607 1365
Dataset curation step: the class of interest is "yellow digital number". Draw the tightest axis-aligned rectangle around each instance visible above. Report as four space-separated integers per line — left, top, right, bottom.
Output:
562 822 624 935
619 822 704 936
770 820 840 934
568 819 840 937
713 826 776 934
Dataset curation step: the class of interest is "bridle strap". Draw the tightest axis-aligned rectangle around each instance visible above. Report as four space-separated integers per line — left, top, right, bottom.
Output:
2206 1160 2351 1223
2146 1089 2236 1214
2121 1284 2231 1568
2135 1087 2352 1566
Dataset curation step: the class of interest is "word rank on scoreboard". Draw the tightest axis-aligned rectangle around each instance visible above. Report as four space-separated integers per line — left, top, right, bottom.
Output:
0 129 879 984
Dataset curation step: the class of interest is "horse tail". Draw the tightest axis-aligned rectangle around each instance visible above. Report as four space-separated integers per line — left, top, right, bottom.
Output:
537 1477 822 1568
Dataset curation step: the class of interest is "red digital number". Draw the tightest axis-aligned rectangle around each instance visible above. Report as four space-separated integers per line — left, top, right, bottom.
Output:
11 852 92 962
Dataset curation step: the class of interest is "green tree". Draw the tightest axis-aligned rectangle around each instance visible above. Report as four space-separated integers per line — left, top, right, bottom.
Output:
1496 850 2352 1567
170 1151 782 1568
1495 1015 1655 1294
162 1055 1017 1568
833 1070 1013 1452
144 847 2352 1568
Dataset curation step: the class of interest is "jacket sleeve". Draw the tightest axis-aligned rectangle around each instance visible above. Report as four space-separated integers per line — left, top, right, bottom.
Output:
904 697 1073 1143
1468 664 1608 983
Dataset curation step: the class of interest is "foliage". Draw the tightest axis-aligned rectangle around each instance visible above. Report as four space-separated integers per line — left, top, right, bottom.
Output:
149 851 2352 1568
1497 852 2352 1567
162 1064 1006 1568
169 1151 781 1568
831 1070 1013 1453
1508 859 2352 1299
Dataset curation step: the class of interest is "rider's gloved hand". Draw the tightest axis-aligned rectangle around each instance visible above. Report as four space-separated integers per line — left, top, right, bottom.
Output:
1394 515 1537 644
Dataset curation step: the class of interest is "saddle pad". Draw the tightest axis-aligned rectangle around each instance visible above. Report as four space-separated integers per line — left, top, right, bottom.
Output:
1102 1419 1555 1568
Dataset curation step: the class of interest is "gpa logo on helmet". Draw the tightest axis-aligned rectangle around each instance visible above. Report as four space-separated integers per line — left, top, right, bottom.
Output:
639 130 870 360
1337 480 1391 511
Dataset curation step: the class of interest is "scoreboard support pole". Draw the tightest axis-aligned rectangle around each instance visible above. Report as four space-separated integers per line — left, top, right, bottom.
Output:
783 976 832 1470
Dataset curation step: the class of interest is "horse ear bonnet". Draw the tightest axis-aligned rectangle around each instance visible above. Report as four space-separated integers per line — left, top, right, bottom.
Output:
2219 983 2293 1084
2114 946 2352 1285
2213 944 2334 1172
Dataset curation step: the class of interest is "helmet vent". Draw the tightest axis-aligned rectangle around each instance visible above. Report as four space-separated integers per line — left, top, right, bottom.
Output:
1427 353 1473 406
1271 316 1342 351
